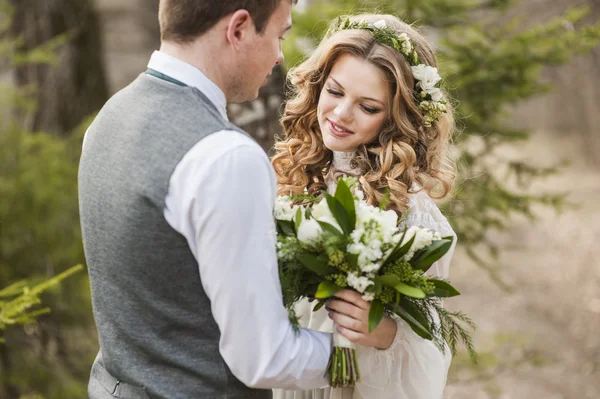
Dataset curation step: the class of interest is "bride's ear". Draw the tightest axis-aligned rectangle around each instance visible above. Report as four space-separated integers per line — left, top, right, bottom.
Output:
225 10 254 49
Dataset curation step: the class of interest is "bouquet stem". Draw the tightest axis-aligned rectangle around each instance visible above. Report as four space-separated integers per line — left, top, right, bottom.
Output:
327 326 360 387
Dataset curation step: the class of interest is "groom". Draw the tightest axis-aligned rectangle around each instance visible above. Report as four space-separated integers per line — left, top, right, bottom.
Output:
78 1 331 398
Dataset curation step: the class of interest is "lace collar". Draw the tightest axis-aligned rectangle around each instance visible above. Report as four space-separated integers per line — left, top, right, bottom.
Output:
332 151 362 176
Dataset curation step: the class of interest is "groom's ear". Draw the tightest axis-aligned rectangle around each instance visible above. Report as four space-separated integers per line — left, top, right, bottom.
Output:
225 10 255 49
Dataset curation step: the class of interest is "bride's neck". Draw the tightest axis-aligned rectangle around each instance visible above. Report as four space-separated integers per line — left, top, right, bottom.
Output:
331 150 361 176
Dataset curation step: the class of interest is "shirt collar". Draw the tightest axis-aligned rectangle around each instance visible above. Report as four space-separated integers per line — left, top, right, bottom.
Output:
147 51 228 121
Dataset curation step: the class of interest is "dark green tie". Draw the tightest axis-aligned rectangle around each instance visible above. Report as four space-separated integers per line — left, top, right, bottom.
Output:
145 68 187 87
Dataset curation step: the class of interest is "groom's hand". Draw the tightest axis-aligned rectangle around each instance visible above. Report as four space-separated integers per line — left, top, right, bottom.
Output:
326 289 397 350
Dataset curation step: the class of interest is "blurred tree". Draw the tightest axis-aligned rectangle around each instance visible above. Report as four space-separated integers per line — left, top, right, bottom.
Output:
282 0 600 287
7 0 109 136
0 1 95 398
139 0 160 48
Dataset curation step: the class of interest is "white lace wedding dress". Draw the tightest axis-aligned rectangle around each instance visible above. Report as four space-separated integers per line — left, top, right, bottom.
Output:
273 152 456 399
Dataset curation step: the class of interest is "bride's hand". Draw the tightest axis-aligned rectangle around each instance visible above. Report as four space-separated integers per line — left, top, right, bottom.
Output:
326 289 397 350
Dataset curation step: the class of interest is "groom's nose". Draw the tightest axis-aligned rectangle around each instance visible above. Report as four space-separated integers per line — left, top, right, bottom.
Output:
275 48 284 66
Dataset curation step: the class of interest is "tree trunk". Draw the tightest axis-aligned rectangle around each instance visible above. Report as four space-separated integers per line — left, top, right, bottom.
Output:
9 0 109 136
0 342 19 399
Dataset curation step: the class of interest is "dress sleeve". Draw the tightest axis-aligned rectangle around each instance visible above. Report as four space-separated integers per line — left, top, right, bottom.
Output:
353 191 456 399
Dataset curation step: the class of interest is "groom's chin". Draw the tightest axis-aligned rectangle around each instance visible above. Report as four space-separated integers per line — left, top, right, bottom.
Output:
230 89 261 105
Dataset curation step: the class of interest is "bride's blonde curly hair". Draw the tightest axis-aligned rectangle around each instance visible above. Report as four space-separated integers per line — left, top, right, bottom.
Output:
272 14 456 215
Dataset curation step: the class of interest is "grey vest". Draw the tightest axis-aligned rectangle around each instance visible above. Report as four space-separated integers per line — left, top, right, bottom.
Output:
79 73 272 399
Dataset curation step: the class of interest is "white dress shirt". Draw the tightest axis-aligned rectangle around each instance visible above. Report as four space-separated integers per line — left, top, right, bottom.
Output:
146 51 331 389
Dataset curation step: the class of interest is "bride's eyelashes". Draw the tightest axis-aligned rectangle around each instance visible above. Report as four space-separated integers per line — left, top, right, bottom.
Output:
325 87 342 96
361 105 380 115
325 87 382 115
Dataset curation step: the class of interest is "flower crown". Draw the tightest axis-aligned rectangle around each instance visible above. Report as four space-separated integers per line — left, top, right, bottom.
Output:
328 18 447 127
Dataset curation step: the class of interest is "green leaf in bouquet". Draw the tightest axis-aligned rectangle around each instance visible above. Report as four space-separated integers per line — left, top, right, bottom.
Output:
295 207 303 232
313 299 327 312
410 238 454 272
375 275 426 299
334 179 356 230
368 299 385 333
399 297 433 334
318 221 343 237
277 220 296 237
386 229 416 263
394 282 426 299
430 279 460 298
315 281 344 299
392 303 433 340
324 192 353 235
305 206 312 219
346 253 359 269
297 252 335 276
372 279 383 295
375 274 401 287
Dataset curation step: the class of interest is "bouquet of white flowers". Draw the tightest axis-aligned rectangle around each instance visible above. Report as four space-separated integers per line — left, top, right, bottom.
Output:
275 178 476 387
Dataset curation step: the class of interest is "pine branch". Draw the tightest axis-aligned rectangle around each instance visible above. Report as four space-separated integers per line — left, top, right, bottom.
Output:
401 297 478 362
432 302 479 363
0 265 83 343
287 307 302 334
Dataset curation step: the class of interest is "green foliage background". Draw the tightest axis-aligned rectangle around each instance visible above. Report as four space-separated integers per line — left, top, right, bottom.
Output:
0 2 94 398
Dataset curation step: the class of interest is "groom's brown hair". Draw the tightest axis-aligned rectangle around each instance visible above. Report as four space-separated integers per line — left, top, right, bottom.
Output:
159 0 295 43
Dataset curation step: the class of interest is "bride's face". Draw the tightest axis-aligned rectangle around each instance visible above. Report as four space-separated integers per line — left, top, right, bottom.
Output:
317 53 391 152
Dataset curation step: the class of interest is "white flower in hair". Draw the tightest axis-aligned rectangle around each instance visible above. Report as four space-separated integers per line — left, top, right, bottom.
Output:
411 65 441 92
398 33 413 53
428 87 444 102
373 20 387 29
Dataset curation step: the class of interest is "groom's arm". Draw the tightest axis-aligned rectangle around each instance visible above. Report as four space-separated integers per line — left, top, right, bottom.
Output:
164 130 331 390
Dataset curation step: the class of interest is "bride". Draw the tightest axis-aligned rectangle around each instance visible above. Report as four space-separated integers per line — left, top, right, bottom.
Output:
271 14 457 399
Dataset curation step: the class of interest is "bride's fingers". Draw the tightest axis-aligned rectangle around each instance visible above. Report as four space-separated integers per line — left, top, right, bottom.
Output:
333 289 370 310
328 310 365 333
335 324 364 344
326 299 364 320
